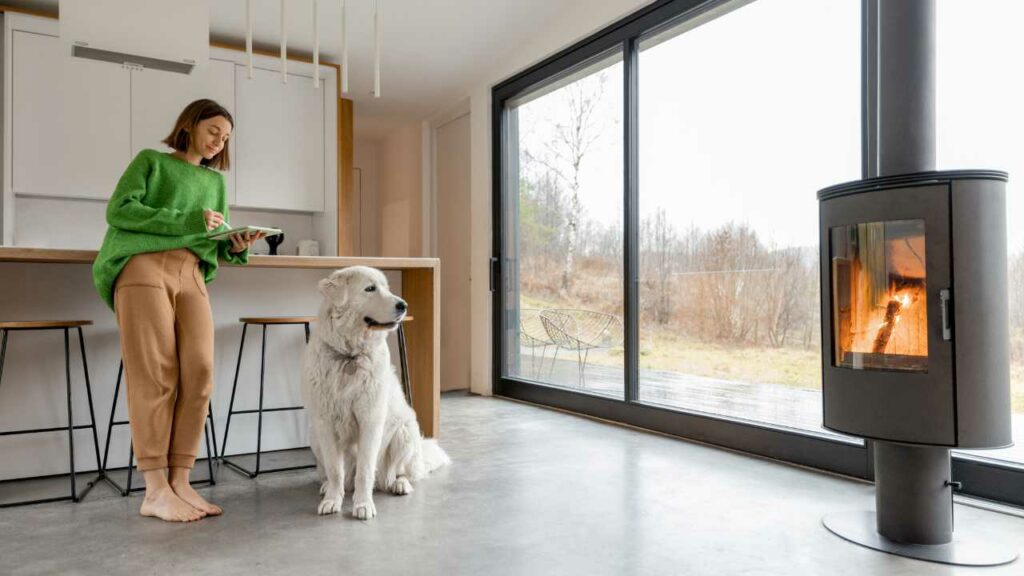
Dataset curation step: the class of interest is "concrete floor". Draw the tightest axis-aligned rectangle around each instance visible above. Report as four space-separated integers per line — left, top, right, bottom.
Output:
1 393 1022 576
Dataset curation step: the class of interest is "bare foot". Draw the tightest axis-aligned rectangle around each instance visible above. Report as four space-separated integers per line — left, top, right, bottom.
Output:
170 479 223 516
140 488 206 522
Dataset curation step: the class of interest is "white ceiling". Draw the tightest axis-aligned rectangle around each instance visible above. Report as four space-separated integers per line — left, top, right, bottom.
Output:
10 0 588 140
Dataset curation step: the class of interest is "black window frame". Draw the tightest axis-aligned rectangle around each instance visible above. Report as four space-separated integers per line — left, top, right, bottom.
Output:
491 0 1024 508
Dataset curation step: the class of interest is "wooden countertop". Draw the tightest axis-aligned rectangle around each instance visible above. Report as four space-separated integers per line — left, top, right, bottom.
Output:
0 247 438 270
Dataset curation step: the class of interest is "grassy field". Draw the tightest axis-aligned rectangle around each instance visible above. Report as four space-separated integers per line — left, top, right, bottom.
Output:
520 297 1024 413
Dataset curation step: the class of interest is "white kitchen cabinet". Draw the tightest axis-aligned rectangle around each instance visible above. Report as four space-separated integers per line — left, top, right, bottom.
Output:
12 30 131 200
130 58 236 203
234 65 325 212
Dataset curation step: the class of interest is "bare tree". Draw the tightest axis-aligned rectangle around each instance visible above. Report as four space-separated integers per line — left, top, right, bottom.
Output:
524 73 610 296
640 208 677 325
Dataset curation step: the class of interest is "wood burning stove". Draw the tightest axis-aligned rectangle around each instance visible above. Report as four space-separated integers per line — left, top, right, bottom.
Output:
818 171 1012 448
818 171 1017 565
817 0 1016 566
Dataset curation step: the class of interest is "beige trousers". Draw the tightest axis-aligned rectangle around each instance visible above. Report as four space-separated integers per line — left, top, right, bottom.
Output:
114 249 214 471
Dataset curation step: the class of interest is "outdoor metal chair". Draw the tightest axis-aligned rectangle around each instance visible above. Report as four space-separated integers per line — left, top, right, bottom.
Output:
519 308 556 379
539 309 623 387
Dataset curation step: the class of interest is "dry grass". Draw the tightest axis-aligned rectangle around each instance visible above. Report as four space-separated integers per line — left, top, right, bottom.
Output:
522 292 1024 413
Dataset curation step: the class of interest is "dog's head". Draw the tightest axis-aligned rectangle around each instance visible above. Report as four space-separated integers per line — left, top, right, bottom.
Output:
317 266 407 337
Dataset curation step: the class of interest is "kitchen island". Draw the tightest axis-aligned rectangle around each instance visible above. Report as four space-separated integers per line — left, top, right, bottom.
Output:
0 247 439 480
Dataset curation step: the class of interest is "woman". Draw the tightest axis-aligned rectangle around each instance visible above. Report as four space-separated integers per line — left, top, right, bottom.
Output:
93 99 265 522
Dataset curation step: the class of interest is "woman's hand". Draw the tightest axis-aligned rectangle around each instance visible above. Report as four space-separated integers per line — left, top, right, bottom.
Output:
204 210 226 231
228 231 266 254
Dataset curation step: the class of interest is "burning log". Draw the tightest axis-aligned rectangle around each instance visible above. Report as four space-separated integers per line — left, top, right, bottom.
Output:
872 295 908 353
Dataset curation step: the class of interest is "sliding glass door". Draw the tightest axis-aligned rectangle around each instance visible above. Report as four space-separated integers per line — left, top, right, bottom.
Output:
493 0 1024 507
636 0 858 433
503 52 626 400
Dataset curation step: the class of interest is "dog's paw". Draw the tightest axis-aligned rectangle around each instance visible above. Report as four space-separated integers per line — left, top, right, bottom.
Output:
352 500 377 520
317 496 343 515
391 477 413 496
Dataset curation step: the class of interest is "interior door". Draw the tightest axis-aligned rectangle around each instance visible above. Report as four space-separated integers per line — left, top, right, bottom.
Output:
436 113 472 391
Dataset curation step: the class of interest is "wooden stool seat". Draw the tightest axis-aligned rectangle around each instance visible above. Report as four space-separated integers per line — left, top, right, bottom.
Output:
0 320 93 329
238 316 317 325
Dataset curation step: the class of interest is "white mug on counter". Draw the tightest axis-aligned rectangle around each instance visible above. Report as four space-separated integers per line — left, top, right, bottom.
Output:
297 239 320 256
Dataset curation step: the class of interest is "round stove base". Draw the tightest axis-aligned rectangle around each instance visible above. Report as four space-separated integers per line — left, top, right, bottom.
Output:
823 511 1018 567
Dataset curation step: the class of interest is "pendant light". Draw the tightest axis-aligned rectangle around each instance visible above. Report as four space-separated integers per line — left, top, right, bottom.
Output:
313 0 320 88
246 0 254 79
340 0 349 93
373 0 381 98
280 0 287 83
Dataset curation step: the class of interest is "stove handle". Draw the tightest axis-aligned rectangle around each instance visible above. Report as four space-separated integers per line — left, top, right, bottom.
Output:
940 288 953 341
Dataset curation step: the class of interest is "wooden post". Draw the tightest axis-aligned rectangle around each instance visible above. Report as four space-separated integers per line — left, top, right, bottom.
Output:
402 265 440 437
338 97 355 255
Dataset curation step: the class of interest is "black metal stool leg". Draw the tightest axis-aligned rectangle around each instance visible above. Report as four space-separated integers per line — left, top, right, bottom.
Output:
102 362 122 475
207 400 218 460
220 323 248 459
254 324 268 477
102 362 126 495
304 322 310 343
204 418 215 485
126 441 134 494
77 327 103 475
63 329 77 502
76 328 104 500
398 324 412 405
0 329 8 391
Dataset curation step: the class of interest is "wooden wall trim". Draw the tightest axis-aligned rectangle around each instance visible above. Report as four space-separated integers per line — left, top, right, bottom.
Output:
339 98 355 255
0 3 58 19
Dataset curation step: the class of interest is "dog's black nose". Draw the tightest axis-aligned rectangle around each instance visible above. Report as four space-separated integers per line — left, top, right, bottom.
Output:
396 300 407 312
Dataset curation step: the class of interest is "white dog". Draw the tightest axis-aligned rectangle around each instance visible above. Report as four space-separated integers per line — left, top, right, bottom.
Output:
301 266 450 520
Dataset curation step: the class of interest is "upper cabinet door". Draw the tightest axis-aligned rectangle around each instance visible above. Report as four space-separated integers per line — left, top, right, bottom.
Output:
234 65 325 212
130 59 236 203
12 31 131 200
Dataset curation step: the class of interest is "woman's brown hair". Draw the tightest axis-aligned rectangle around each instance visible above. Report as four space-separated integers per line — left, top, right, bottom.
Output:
162 99 234 170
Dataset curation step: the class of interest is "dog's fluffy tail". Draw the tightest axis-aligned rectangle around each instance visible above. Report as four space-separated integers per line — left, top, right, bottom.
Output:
420 439 451 474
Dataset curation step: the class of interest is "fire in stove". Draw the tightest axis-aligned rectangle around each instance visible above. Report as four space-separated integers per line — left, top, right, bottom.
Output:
831 219 928 372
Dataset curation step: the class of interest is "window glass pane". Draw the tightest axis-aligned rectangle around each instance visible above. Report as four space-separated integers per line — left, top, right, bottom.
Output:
938 0 1024 465
637 0 859 433
503 52 625 399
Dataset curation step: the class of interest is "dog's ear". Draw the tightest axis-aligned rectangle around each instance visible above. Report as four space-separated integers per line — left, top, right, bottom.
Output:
318 273 349 305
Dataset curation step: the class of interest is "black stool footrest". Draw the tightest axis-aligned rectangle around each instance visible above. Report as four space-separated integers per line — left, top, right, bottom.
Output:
229 406 304 415
0 424 96 437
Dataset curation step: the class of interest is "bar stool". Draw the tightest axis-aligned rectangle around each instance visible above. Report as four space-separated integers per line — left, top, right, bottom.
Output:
220 315 414 478
0 321 104 507
220 317 316 478
100 360 217 496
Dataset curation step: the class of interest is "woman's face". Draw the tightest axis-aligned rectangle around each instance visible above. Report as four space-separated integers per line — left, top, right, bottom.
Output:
189 115 232 160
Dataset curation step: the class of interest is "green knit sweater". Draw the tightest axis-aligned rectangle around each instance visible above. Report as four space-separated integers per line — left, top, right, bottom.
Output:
93 149 248 311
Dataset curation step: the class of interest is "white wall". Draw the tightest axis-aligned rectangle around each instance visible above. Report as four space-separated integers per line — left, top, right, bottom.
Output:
377 123 424 258
461 0 654 395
